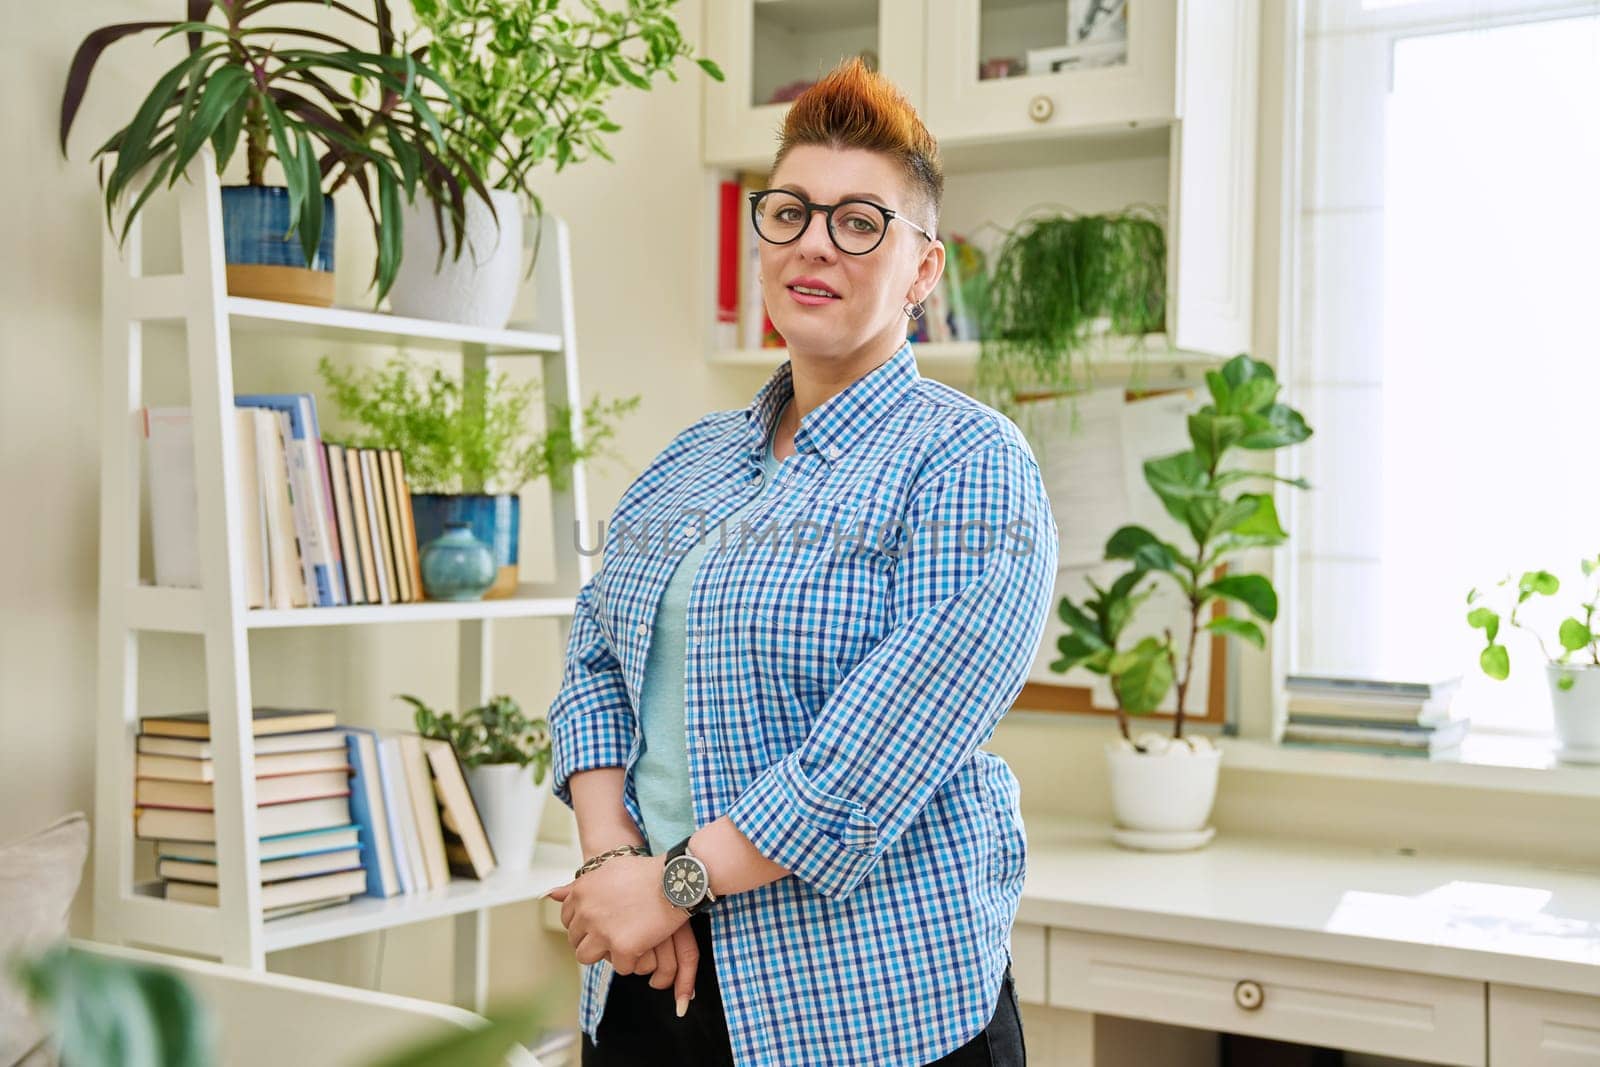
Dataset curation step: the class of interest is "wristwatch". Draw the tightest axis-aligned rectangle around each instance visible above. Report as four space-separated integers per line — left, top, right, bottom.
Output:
661 834 720 916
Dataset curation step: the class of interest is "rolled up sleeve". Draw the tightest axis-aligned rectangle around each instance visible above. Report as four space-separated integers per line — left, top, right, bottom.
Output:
724 439 1060 899
548 567 637 810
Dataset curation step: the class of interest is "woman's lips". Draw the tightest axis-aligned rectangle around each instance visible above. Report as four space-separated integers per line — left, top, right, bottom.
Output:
787 286 839 307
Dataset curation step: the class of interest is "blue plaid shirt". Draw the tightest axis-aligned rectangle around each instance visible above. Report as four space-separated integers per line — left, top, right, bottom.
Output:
549 340 1059 1066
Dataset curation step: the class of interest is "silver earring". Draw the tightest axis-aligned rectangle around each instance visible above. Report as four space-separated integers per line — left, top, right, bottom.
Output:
904 300 925 319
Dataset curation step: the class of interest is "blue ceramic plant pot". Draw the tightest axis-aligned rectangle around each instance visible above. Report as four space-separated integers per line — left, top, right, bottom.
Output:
419 523 497 602
220 185 336 307
411 494 521 599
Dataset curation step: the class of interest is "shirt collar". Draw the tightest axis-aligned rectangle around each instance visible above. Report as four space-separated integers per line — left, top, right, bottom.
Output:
743 340 919 465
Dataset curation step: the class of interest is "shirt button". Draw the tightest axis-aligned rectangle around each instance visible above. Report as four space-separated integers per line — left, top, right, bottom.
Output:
825 445 841 460
635 622 647 637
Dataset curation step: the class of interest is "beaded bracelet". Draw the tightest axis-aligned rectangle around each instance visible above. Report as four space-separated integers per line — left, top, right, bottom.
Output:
573 843 649 880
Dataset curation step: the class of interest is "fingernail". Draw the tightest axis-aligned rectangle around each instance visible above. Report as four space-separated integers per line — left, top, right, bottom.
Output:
676 995 689 1018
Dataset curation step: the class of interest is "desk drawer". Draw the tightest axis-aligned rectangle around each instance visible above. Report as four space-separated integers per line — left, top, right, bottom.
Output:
1011 922 1047 1005
1049 929 1486 1066
1490 984 1600 1065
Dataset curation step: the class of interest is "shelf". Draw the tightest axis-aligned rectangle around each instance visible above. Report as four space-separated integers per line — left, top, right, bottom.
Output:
710 334 1223 382
1219 736 1600 800
224 297 563 356
263 841 580 952
126 584 576 633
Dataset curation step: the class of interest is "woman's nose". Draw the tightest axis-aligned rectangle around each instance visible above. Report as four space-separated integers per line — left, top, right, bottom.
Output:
796 208 836 257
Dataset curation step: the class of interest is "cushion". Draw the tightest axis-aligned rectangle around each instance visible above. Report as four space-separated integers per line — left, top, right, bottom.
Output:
0 813 90 1067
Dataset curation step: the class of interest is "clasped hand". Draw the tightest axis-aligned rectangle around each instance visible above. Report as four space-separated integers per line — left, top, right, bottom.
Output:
546 853 699 1003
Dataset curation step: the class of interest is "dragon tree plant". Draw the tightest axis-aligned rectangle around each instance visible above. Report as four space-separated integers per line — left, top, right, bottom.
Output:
1048 355 1313 749
59 0 493 303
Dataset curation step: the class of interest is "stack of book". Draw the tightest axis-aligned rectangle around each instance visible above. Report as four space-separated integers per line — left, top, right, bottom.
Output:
142 393 426 611
135 708 367 918
137 709 500 919
1282 674 1468 758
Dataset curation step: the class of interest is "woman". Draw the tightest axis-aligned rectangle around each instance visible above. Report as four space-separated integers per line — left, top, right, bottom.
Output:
546 57 1058 1067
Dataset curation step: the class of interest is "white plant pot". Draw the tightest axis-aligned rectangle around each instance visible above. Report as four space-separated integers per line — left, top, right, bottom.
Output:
388 188 525 328
464 762 549 871
1545 663 1600 764
1104 735 1222 851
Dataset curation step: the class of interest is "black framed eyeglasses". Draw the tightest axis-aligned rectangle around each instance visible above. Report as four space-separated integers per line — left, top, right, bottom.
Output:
748 189 936 256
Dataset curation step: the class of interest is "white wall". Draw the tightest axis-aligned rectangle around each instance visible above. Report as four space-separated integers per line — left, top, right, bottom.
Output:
2 0 1594 1026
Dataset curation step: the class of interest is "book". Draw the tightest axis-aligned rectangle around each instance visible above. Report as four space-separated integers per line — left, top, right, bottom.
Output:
398 734 449 890
361 449 396 605
139 708 338 740
157 848 363 885
377 736 421 896
253 408 309 609
1285 673 1463 701
236 394 343 606
391 450 425 601
143 407 202 589
716 178 741 348
156 824 359 863
166 868 368 910
345 729 401 898
263 895 354 921
325 443 366 605
135 769 351 810
136 729 346 760
135 747 349 783
1285 695 1457 727
377 449 413 603
318 440 349 605
135 795 352 842
343 446 381 604
422 739 497 880
1280 718 1471 753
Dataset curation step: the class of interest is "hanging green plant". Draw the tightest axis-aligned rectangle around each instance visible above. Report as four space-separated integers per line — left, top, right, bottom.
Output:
972 208 1167 418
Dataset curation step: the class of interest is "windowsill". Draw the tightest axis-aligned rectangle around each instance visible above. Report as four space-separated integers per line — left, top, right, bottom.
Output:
1220 733 1600 799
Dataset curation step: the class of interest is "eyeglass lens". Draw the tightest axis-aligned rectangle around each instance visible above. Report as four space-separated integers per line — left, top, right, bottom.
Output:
752 191 888 255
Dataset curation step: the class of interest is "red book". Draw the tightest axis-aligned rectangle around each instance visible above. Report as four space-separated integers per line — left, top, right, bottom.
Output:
717 180 740 325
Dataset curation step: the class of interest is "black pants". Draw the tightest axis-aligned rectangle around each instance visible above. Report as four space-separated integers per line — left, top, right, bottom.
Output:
581 910 1027 1066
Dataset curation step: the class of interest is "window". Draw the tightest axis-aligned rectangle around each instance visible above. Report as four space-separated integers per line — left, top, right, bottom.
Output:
1291 0 1600 734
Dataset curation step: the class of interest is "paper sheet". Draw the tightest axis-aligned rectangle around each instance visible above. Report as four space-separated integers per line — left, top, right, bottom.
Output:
1025 387 1213 717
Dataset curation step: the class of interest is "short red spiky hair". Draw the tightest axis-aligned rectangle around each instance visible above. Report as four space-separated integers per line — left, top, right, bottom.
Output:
773 56 943 234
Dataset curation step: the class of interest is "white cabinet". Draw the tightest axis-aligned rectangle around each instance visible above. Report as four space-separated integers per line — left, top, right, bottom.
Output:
1049 928 1487 1067
922 0 1176 142
702 0 925 169
1011 921 1048 1005
701 0 1259 360
1490 985 1600 1065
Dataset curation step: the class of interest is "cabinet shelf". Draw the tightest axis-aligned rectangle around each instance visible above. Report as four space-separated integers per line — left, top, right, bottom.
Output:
225 297 563 356
124 585 578 632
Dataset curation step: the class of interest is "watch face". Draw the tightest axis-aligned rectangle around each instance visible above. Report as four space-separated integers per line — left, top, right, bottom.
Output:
662 855 708 908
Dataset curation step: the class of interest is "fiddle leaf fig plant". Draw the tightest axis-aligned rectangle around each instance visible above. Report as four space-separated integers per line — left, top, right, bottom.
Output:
1466 556 1600 690
1048 355 1313 749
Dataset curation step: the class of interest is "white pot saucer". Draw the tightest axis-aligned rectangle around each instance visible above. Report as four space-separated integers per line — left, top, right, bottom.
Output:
1110 825 1216 852
1556 742 1600 765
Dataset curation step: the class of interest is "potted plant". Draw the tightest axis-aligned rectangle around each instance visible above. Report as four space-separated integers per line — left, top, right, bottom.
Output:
383 0 724 327
1049 355 1312 850
318 352 638 598
1467 561 1600 764
60 1 487 307
405 694 553 870
973 208 1168 422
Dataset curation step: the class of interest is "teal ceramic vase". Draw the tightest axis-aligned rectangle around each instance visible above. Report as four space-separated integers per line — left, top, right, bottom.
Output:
419 522 496 601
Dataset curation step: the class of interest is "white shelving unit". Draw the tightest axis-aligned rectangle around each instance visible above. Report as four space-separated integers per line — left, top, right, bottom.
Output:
94 147 592 1010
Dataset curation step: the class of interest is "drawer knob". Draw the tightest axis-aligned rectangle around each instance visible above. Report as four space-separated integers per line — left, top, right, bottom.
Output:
1234 979 1265 1011
1028 95 1054 123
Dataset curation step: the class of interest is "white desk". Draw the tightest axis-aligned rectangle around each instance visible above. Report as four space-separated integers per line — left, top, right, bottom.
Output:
1012 818 1600 1065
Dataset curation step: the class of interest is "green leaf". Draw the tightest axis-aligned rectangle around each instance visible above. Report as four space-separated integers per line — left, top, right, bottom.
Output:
374 163 405 306
173 63 249 170
295 127 323 267
1050 632 1106 674
1466 606 1500 643
1056 596 1104 641
1480 643 1510 680
1111 636 1174 713
1225 493 1287 543
1205 616 1265 648
1557 671 1577 692
1559 617 1592 652
1204 573 1278 622
1236 404 1312 450
1142 449 1208 527
1519 570 1560 598
696 57 726 81
1188 412 1247 468
1104 525 1176 572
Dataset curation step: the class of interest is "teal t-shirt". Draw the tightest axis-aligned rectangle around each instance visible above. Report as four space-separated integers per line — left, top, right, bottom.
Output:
634 401 788 855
